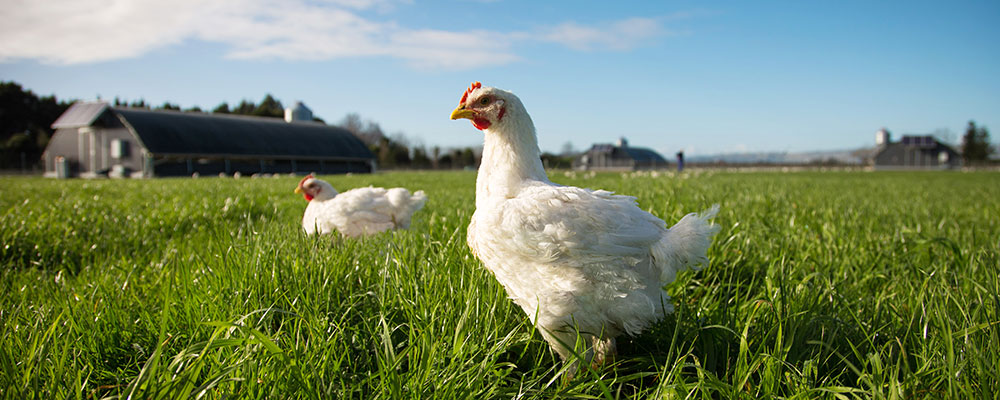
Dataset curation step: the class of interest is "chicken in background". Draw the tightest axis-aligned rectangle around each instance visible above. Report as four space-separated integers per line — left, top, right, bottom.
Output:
450 81 720 375
295 174 427 237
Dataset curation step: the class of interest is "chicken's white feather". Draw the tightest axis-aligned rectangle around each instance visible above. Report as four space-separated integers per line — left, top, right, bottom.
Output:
452 82 720 369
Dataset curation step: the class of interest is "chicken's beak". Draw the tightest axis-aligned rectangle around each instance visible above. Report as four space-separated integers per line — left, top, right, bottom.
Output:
450 105 475 120
294 186 303 194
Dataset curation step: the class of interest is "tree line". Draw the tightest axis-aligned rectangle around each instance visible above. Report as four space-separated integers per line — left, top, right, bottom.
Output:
0 82 71 170
114 93 309 123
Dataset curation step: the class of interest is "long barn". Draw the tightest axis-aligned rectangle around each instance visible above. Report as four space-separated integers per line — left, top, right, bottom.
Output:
573 137 670 171
43 101 375 178
871 128 960 170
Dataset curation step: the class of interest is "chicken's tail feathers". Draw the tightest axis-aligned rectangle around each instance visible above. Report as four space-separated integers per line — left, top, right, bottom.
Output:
402 190 427 216
411 190 428 210
386 188 427 208
655 204 721 284
387 189 427 229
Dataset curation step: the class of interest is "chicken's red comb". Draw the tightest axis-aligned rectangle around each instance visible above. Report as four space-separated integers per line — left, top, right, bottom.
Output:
460 81 482 104
298 174 313 188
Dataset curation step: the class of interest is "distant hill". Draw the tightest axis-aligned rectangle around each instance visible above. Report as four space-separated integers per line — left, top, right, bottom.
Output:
687 148 870 165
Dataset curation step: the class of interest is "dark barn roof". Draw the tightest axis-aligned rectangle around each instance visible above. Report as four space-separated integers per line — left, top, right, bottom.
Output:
51 101 373 161
585 143 668 163
575 140 669 171
622 147 667 163
114 108 372 160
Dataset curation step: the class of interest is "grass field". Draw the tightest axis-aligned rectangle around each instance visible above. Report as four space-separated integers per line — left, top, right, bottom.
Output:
1 170 998 399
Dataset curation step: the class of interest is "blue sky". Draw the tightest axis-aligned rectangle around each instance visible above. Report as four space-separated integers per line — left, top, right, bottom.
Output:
1 0 998 156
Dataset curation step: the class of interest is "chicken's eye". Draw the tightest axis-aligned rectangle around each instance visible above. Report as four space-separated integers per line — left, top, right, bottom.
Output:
479 97 490 105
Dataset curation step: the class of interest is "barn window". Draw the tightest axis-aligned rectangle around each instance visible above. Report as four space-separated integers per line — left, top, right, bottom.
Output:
111 139 128 158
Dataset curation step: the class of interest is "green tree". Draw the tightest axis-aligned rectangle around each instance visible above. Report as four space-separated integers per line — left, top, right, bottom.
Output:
437 153 453 169
212 103 231 114
411 146 431 169
455 147 477 168
961 121 994 164
541 152 574 169
157 102 181 111
374 137 412 169
0 81 71 169
252 94 284 118
233 99 256 115
462 147 478 167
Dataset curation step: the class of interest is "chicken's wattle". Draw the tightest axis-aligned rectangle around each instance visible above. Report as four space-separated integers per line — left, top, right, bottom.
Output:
472 118 491 130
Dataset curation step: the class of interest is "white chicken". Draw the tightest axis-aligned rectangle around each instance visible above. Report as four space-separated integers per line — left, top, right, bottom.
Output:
294 174 427 237
450 82 720 371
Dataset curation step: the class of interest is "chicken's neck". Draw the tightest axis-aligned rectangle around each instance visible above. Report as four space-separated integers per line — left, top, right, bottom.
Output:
315 183 338 201
477 116 550 206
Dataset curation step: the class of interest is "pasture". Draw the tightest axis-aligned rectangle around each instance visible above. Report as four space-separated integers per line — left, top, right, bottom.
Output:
1 170 998 399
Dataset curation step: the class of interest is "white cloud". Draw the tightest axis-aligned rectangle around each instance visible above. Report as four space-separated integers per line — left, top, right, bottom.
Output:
536 18 668 51
0 0 675 69
0 0 197 64
387 29 520 69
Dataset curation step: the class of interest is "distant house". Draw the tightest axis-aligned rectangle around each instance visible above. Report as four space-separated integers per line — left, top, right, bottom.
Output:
574 137 669 171
872 128 960 170
43 101 374 178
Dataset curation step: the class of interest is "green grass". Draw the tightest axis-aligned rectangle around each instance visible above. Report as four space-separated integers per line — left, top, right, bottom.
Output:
1 170 998 399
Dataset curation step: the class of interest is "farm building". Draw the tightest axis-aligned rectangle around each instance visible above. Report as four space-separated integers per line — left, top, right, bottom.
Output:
872 128 960 170
574 137 669 170
43 101 374 178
